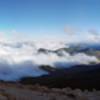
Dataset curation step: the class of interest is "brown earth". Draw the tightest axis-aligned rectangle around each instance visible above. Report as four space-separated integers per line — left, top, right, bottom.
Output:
0 82 100 100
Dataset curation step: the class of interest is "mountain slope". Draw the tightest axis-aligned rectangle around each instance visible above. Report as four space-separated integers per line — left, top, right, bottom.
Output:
19 64 100 90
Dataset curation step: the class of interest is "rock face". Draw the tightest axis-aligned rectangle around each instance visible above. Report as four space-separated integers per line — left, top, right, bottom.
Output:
0 83 100 100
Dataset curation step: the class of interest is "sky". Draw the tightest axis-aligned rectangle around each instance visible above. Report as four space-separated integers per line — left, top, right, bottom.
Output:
0 0 100 40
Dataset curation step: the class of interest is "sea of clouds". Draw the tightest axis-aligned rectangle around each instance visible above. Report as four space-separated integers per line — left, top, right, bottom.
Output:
0 39 99 81
0 27 100 81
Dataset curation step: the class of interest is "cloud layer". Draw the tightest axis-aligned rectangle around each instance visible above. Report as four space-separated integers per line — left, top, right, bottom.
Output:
0 40 99 81
0 28 100 81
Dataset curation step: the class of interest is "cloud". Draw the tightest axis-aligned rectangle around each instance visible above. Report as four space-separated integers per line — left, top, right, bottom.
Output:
0 28 99 81
0 41 98 81
84 28 100 43
88 29 99 35
0 31 7 42
0 60 48 81
0 27 100 44
64 25 100 43
64 25 77 36
64 25 82 36
0 29 29 43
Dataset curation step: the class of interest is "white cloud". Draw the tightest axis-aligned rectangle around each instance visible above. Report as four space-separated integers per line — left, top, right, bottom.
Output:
0 40 98 81
64 25 78 36
0 28 99 81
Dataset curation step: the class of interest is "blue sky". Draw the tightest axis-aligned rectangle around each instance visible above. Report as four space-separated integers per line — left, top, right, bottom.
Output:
0 0 100 40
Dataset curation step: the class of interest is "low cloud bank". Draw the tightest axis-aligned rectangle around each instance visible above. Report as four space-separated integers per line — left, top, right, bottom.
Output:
0 41 99 81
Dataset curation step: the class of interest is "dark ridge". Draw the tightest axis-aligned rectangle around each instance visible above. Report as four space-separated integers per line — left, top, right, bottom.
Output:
19 64 100 90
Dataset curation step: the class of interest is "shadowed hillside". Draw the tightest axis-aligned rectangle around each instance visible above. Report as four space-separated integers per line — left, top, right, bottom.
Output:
19 64 100 90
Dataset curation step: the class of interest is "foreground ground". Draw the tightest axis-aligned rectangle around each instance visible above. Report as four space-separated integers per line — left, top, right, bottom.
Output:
0 82 100 100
